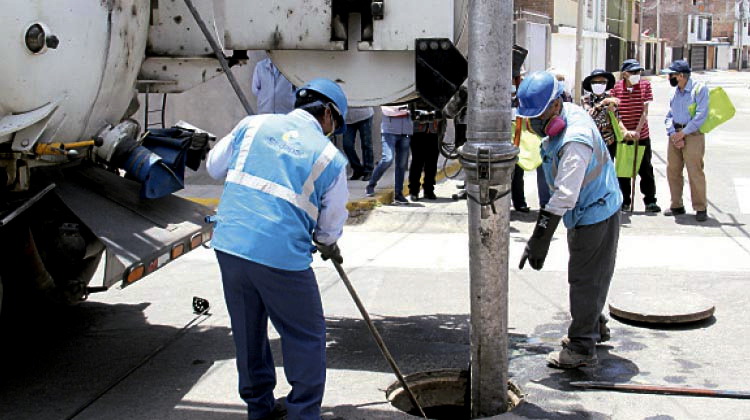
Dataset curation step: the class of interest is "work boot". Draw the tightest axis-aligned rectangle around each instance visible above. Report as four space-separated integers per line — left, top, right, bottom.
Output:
645 203 661 213
547 348 597 369
696 210 708 222
258 398 287 420
561 318 610 347
664 206 686 216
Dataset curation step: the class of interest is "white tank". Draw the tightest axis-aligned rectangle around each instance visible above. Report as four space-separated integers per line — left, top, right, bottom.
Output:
222 0 469 106
0 1 149 147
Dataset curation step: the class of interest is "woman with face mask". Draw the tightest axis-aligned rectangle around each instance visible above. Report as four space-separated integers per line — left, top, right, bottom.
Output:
610 59 661 213
581 69 626 159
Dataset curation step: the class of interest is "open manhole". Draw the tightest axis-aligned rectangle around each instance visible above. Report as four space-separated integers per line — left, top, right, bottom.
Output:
386 369 523 419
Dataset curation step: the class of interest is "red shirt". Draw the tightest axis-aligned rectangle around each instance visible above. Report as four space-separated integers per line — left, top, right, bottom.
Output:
611 79 653 140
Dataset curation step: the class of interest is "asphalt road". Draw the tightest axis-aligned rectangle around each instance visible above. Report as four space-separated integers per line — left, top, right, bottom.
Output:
1 71 749 420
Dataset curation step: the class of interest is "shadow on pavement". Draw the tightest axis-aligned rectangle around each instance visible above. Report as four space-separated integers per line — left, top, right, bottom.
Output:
0 300 235 420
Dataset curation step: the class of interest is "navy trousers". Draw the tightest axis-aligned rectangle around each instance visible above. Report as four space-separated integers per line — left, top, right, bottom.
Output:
216 251 326 420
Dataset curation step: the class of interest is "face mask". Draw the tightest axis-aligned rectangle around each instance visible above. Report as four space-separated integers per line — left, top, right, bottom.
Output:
628 74 641 84
529 115 566 138
669 77 679 87
591 83 607 95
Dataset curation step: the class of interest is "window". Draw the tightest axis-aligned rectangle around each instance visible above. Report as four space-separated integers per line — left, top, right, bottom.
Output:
587 0 593 19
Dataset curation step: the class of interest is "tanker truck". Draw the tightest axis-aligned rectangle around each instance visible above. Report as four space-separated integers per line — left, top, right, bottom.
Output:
0 0 470 315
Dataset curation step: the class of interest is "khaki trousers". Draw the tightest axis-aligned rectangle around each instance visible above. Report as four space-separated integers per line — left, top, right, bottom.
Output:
667 131 707 211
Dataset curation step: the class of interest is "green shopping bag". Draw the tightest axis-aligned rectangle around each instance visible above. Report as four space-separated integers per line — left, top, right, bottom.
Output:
615 141 645 178
688 86 735 133
608 111 625 143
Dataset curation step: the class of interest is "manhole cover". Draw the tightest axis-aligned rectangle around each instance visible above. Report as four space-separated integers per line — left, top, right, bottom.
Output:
609 287 715 324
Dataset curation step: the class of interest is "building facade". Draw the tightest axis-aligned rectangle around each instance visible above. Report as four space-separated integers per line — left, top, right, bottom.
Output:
642 0 738 70
515 0 609 90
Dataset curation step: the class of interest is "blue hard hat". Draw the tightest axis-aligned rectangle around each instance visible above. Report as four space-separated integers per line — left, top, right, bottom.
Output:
296 78 348 135
516 71 564 118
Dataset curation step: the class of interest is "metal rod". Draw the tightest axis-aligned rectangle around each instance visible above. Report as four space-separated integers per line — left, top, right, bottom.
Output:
330 260 427 419
631 139 639 212
0 184 55 227
574 0 585 104
571 381 750 399
182 0 255 116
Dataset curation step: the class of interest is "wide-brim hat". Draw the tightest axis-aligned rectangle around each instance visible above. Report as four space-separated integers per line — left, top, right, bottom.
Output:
582 69 615 93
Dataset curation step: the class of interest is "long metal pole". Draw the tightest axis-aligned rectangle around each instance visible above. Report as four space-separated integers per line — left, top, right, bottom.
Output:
183 0 255 116
571 381 750 399
462 0 517 416
740 3 745 71
330 260 427 419
656 0 662 70
574 0 586 104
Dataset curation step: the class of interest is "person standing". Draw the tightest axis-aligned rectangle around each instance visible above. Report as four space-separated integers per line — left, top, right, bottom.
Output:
516 72 622 369
366 106 412 204
581 69 624 160
408 107 445 201
206 78 349 420
342 107 375 181
662 59 710 222
610 59 661 213
252 57 296 114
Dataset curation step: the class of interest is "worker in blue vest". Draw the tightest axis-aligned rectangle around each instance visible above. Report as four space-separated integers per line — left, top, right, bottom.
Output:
516 71 622 369
206 78 349 420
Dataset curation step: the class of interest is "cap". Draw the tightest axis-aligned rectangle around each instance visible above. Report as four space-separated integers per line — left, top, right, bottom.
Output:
621 59 644 73
661 59 691 74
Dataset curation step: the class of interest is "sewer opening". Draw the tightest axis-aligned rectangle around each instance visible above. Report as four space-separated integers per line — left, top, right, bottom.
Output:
386 369 523 419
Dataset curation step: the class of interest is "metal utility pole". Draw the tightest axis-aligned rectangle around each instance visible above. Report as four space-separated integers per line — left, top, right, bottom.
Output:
460 0 517 416
637 0 643 62
656 0 662 70
574 0 586 103
739 1 746 71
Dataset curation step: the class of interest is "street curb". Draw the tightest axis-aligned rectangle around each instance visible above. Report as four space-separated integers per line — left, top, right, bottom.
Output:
185 159 464 214
345 159 463 214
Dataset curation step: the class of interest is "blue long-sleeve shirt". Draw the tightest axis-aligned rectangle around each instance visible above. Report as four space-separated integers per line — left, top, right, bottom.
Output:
665 78 709 136
252 58 296 114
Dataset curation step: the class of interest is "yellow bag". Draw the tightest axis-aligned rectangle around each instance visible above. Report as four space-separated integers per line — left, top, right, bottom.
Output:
688 86 735 134
512 120 542 171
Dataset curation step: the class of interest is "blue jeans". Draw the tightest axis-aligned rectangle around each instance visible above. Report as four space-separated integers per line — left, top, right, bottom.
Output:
368 133 411 196
342 117 374 174
216 251 325 420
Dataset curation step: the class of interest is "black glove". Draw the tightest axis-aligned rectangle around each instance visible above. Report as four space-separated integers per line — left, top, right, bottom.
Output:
315 241 343 264
519 210 562 271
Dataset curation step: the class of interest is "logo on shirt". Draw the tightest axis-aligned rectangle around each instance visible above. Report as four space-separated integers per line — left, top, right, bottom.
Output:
282 130 300 142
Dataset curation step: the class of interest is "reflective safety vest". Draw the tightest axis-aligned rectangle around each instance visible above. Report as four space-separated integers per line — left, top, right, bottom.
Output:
212 110 348 271
541 103 623 228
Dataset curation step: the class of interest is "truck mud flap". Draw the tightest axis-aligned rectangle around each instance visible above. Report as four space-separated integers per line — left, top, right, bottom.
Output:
51 166 213 288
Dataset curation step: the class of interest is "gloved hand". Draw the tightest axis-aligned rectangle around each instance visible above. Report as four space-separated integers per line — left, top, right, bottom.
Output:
519 210 562 271
315 241 343 264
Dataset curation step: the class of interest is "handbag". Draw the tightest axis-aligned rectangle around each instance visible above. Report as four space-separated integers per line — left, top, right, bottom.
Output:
615 141 645 178
688 85 735 134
